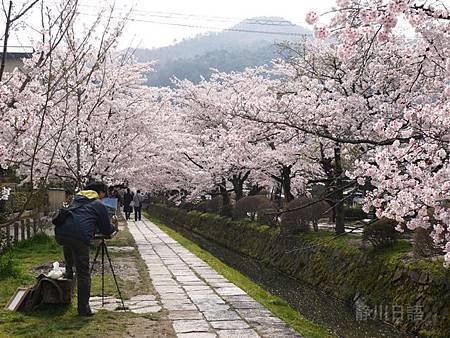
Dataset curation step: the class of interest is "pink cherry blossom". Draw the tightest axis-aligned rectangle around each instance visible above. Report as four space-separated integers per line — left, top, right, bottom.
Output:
305 11 319 25
314 26 329 39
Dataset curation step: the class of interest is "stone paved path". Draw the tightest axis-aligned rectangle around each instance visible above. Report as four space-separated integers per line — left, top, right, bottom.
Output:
128 217 302 338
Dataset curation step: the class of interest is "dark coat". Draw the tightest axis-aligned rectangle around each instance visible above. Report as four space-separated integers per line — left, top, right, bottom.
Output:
123 192 133 212
55 192 114 245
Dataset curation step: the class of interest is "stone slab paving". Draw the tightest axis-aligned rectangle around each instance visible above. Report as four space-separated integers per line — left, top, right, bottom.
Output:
107 246 135 253
128 217 302 338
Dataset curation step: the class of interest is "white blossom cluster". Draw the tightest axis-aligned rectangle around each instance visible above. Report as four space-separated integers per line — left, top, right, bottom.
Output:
0 187 11 201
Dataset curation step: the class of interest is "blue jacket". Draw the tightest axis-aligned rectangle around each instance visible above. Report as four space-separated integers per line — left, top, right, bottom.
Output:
55 190 115 245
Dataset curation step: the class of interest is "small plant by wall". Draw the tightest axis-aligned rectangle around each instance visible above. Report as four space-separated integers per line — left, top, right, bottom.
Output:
362 218 399 248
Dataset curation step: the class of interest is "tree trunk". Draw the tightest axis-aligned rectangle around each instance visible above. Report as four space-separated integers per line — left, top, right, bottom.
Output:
319 143 345 234
334 194 345 234
248 184 263 196
0 1 12 82
219 180 232 217
229 171 250 201
231 177 243 201
281 165 294 203
75 82 82 188
334 145 345 234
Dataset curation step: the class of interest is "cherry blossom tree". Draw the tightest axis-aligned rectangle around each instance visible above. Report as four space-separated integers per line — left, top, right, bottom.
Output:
0 0 80 206
44 40 155 189
301 0 449 260
161 69 321 214
0 1 158 221
214 1 448 242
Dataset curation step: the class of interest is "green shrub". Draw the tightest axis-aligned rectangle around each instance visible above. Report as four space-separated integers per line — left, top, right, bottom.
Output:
344 205 367 220
362 218 398 248
0 211 7 223
0 190 29 217
257 224 271 232
256 207 279 227
1 190 27 223
0 251 19 279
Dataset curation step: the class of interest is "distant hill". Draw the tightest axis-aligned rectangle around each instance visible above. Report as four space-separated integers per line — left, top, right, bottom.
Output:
133 17 311 87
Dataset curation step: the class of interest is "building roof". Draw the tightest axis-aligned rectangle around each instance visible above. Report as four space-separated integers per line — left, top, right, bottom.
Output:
0 45 34 59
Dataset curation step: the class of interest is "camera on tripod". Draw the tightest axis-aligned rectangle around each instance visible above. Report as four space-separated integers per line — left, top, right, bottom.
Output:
90 198 126 309
93 228 117 240
93 233 113 240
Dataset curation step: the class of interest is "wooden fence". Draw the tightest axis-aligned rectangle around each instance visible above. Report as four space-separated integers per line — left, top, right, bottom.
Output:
0 211 52 254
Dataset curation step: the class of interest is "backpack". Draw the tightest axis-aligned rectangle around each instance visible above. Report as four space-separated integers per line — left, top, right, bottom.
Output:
52 199 94 227
21 274 74 312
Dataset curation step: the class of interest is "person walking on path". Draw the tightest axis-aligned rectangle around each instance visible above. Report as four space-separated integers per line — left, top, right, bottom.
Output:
54 181 117 316
123 188 133 220
133 189 145 221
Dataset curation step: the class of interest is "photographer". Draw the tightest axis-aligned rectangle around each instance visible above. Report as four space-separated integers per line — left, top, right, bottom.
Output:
55 181 117 316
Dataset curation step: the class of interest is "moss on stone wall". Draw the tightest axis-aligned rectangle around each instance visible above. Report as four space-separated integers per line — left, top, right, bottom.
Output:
148 204 450 337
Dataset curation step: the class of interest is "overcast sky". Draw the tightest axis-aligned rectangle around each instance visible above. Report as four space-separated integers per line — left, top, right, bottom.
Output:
3 0 338 50
118 0 337 48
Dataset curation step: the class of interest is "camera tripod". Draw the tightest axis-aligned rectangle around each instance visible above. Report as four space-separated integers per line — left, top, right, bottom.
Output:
90 236 126 310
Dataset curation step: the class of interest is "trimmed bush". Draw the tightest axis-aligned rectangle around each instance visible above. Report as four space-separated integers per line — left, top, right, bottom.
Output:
256 207 278 227
280 197 330 234
194 196 223 214
233 195 278 226
362 218 398 248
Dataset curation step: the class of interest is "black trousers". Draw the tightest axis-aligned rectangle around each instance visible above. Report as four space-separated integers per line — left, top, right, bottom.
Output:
124 207 132 220
55 236 91 315
134 206 142 221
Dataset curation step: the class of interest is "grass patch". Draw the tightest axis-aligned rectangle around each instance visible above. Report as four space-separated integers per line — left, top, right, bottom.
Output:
132 249 155 296
0 234 131 336
302 230 360 247
302 230 415 262
107 226 136 248
368 239 412 262
0 305 138 337
403 257 448 278
145 212 334 338
0 228 159 337
90 273 128 299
